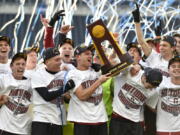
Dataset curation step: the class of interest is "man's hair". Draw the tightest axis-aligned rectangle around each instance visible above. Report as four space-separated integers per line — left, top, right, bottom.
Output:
161 36 176 47
10 52 27 66
173 33 180 38
0 36 10 45
168 55 180 68
126 42 142 57
59 38 74 48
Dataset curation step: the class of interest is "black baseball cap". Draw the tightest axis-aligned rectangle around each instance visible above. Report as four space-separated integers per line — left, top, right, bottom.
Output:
161 35 176 47
11 52 27 65
74 44 94 56
0 36 10 45
59 38 74 48
168 55 180 68
144 67 163 87
43 47 60 62
126 42 142 57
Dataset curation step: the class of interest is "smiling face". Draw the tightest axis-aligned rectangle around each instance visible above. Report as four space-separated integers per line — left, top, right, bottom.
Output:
11 58 26 80
59 43 73 63
159 41 174 58
0 40 10 58
76 50 92 70
174 36 180 55
168 61 180 79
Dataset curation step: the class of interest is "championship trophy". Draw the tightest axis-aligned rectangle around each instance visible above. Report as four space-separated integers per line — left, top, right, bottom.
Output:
87 19 134 76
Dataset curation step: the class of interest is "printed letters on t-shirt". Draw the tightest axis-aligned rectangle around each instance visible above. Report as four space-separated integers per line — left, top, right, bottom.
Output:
118 82 147 109
81 79 102 105
160 88 180 116
5 88 32 114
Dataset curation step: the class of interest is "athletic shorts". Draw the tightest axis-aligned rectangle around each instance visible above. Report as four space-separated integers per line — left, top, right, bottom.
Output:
31 121 62 135
74 122 108 135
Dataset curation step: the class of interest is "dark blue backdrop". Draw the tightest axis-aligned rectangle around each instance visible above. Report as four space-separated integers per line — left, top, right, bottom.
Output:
0 14 179 57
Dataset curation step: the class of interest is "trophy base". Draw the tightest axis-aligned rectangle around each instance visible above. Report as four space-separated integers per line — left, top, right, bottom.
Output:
101 53 134 76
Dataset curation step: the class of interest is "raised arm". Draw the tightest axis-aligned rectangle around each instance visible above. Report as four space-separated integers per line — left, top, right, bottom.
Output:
57 25 74 47
40 15 55 48
132 3 152 57
41 10 65 49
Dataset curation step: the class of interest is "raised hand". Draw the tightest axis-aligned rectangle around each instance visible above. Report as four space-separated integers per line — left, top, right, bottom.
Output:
52 10 65 20
154 20 162 36
91 63 101 72
60 25 74 34
98 73 111 84
49 10 65 27
64 79 75 93
40 15 49 27
132 3 140 23
130 64 142 76
0 95 9 105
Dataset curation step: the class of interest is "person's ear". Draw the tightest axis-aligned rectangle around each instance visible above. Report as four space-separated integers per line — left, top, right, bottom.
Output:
142 74 147 83
44 60 49 65
10 62 13 68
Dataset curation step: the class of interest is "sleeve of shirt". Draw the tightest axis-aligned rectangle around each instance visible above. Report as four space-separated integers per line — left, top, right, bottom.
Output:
145 90 159 109
67 70 83 93
31 71 47 89
0 75 5 94
43 27 55 49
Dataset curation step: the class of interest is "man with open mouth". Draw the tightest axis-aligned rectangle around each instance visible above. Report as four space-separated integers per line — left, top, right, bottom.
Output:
0 52 33 135
66 44 111 135
0 36 12 74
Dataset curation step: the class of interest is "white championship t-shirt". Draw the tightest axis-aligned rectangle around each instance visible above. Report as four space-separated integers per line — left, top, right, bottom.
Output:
113 70 158 122
0 74 32 134
0 59 11 74
60 62 76 71
145 50 169 77
67 68 108 123
156 77 180 132
31 67 67 125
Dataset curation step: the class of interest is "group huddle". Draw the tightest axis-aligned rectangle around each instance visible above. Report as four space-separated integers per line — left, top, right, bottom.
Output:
0 4 180 135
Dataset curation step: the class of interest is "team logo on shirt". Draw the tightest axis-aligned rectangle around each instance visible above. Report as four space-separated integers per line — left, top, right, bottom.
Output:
47 79 64 90
161 88 180 116
118 82 147 109
5 88 32 115
81 79 102 105
47 79 64 105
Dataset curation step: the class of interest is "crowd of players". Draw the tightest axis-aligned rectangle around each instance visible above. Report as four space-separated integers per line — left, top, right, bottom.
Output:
0 4 180 135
